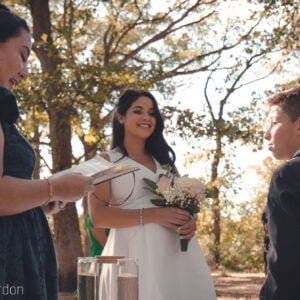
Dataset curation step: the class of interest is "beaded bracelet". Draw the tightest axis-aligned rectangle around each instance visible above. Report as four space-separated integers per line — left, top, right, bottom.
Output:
140 208 144 225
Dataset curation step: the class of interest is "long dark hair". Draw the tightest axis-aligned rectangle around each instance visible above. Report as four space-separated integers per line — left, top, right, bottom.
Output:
112 89 176 167
0 4 30 43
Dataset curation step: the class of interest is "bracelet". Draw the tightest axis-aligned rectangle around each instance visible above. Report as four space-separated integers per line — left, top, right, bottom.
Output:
140 208 144 225
44 179 53 206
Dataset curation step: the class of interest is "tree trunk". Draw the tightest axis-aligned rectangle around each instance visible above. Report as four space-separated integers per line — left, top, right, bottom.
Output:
80 110 105 256
211 186 221 266
53 203 83 290
211 132 222 267
49 108 83 291
29 0 83 292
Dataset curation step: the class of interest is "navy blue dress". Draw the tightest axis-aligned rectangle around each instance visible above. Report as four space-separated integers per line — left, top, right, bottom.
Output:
0 87 58 299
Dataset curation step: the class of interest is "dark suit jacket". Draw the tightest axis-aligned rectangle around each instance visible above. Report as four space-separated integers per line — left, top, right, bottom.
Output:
260 153 300 300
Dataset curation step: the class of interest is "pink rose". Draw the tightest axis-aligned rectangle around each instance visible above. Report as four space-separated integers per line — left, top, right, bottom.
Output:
156 176 171 198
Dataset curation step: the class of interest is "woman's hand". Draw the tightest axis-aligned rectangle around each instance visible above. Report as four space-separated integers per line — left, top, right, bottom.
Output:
176 216 197 240
51 173 94 203
148 207 190 229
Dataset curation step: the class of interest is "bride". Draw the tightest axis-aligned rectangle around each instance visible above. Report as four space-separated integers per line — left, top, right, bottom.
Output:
88 89 216 300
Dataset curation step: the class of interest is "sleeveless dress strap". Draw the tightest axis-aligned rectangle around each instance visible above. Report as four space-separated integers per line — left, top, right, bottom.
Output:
107 150 126 164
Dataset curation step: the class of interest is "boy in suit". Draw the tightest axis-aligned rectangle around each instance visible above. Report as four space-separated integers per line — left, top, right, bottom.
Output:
260 86 300 300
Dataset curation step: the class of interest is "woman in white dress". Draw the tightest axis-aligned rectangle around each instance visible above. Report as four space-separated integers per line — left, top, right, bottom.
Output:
88 89 216 300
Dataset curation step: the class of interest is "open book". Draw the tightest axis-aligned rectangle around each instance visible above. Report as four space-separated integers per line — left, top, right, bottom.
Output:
50 155 139 185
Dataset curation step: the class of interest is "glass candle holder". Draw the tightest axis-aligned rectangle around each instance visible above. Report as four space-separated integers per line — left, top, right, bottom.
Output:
117 258 138 300
77 257 98 300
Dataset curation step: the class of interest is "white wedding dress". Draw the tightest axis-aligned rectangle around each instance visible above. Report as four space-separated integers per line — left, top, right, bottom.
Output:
98 151 216 300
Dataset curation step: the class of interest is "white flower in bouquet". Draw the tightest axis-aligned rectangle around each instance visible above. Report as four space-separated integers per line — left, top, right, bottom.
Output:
173 177 207 201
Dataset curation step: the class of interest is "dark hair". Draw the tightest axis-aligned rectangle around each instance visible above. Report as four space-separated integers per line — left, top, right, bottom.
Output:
0 4 30 43
112 89 176 167
266 86 300 122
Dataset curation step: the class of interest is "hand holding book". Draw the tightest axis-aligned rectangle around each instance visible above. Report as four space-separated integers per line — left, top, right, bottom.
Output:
50 155 139 185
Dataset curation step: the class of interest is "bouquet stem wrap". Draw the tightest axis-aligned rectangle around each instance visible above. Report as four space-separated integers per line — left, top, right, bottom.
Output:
180 238 188 252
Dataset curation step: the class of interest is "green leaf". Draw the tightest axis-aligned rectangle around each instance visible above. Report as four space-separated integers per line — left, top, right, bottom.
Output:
189 206 200 214
151 199 167 207
143 178 158 190
205 188 212 198
144 187 156 193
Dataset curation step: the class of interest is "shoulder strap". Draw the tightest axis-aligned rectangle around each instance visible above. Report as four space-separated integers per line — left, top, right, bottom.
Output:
108 150 126 164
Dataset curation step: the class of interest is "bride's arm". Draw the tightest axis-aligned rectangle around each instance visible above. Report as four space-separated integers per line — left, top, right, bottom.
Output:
88 152 147 228
88 182 190 229
88 153 191 230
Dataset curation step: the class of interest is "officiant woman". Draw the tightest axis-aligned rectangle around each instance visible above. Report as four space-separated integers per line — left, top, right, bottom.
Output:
0 5 94 299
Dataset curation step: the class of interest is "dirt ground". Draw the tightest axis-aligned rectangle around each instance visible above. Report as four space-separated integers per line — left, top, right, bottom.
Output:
60 272 266 300
212 272 265 300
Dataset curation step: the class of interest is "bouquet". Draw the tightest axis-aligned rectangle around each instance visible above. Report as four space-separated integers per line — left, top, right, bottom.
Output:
144 167 207 252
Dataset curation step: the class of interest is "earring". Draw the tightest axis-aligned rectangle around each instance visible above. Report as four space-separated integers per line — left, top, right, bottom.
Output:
119 120 123 124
